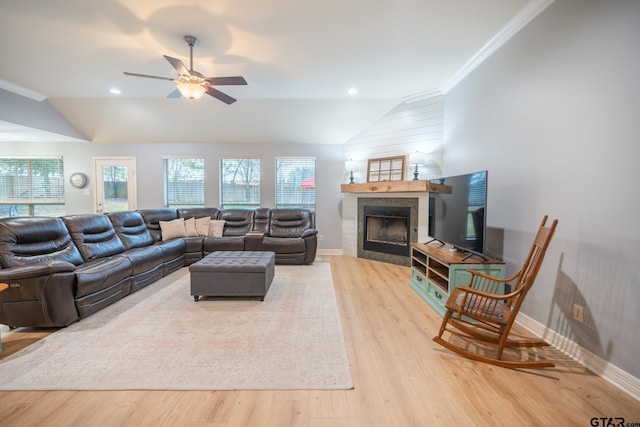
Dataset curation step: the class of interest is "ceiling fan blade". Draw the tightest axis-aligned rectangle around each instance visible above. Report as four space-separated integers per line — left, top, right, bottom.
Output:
205 76 247 86
163 55 191 76
167 89 182 99
206 87 237 104
123 72 174 81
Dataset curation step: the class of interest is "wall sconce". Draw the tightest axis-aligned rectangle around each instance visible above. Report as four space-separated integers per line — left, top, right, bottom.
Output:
345 159 358 184
409 151 427 180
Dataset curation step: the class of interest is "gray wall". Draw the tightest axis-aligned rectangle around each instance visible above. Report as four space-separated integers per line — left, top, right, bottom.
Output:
0 140 345 251
0 89 86 140
443 0 640 377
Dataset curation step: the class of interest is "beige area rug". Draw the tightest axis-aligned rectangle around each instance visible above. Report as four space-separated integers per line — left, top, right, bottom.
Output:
0 263 353 390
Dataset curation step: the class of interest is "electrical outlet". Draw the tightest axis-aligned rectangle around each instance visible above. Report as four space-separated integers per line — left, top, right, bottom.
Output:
318 235 324 241
573 304 584 322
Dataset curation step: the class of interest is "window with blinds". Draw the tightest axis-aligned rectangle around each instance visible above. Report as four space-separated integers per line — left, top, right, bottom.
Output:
275 157 316 210
0 157 65 217
220 158 261 209
163 157 205 207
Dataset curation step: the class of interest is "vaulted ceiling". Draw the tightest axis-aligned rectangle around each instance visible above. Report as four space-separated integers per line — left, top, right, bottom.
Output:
0 0 531 144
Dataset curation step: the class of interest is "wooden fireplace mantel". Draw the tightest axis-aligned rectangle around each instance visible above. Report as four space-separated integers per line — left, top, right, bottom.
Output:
341 180 429 193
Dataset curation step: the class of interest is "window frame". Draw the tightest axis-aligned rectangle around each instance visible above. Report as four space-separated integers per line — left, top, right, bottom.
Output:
219 157 261 209
162 156 205 208
0 156 65 217
275 157 316 211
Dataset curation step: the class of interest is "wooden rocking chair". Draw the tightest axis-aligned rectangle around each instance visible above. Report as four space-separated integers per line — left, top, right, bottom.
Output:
433 215 558 369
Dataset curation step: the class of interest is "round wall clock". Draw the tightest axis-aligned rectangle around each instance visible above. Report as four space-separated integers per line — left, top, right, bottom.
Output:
70 172 88 189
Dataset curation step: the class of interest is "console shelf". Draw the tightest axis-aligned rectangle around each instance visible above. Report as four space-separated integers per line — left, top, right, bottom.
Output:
408 242 506 317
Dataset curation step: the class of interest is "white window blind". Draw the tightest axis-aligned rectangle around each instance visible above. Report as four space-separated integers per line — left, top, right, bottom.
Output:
275 157 316 210
0 157 65 217
163 157 205 207
220 158 260 208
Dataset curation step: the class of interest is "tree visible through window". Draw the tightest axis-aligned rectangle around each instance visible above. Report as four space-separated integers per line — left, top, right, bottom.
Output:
0 157 65 217
220 158 260 208
163 157 205 208
275 157 316 210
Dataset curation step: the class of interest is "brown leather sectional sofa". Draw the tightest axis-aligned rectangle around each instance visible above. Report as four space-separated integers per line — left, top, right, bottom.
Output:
0 208 317 328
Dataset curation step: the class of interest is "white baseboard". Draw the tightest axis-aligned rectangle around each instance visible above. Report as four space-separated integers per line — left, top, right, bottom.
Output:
317 249 343 256
517 313 640 401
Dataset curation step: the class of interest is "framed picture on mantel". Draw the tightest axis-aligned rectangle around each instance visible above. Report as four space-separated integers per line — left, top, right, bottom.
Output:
367 156 405 182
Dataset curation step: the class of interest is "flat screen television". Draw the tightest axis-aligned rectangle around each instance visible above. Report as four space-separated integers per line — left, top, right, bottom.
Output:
427 170 488 260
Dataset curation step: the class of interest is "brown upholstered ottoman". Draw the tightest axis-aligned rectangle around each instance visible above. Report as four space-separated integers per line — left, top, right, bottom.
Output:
189 251 275 301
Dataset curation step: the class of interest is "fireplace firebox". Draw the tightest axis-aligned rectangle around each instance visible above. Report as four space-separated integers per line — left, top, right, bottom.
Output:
363 206 411 257
357 197 419 266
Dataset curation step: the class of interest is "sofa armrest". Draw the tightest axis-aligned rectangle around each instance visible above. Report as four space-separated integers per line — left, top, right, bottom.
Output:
0 261 79 327
245 231 264 251
302 231 318 264
0 260 77 282
301 229 318 238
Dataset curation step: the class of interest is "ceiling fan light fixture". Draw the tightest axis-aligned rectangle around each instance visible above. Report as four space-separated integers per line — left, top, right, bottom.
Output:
124 34 245 104
177 81 206 99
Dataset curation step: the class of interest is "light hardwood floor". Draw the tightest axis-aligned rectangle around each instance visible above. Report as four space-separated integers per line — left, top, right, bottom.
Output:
1 255 638 426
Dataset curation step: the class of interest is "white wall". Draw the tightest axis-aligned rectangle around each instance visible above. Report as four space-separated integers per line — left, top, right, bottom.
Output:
343 96 444 182
0 140 345 251
443 0 640 378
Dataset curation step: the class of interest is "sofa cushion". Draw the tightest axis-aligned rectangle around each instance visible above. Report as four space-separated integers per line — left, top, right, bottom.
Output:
0 216 84 267
203 235 245 252
176 216 211 237
268 209 313 238
107 211 155 250
194 217 210 236
74 256 133 299
154 238 186 263
63 214 126 262
138 208 179 242
219 209 253 236
184 218 199 237
253 208 270 232
117 245 163 275
208 220 225 237
261 236 306 254
159 218 187 241
177 207 220 220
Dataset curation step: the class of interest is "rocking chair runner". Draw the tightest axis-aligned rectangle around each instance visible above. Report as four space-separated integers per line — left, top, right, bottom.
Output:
433 215 558 369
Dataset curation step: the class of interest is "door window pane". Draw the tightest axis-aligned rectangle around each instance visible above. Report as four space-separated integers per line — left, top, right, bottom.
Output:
101 166 129 212
94 157 136 213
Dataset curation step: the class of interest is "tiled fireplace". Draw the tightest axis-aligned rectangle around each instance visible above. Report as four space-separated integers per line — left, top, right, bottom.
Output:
342 193 429 266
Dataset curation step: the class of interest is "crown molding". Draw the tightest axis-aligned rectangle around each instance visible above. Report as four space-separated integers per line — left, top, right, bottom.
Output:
402 88 443 104
441 0 555 94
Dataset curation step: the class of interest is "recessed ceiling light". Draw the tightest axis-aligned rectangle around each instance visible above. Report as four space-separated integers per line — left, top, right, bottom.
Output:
347 87 358 96
110 88 121 95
